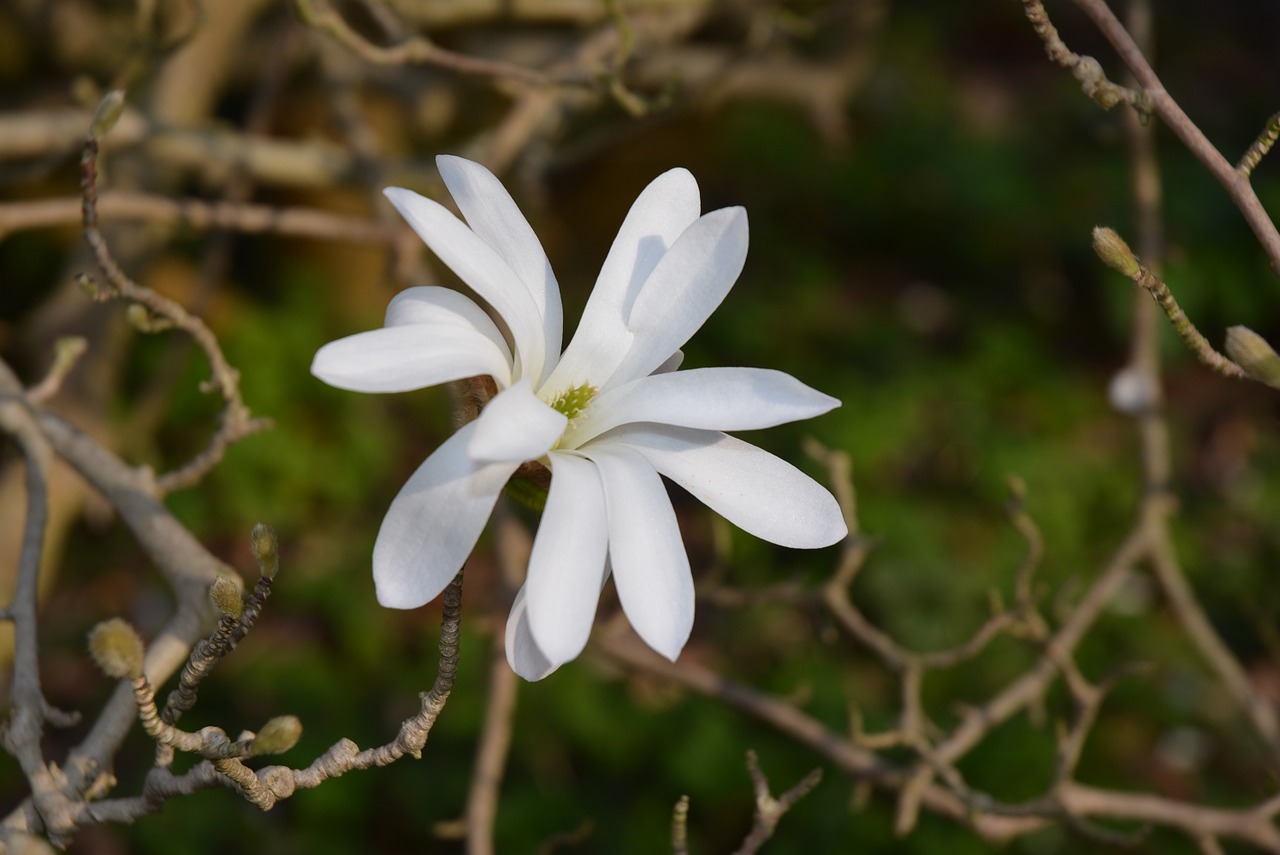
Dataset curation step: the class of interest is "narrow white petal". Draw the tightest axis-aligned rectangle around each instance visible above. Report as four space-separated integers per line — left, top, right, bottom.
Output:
505 585 559 681
565 367 840 447
437 156 563 380
385 285 513 365
373 420 520 608
525 452 609 665
611 425 847 548
311 324 512 393
582 445 693 662
467 378 566 464
384 186 546 382
543 168 700 394
607 207 749 387
654 350 684 374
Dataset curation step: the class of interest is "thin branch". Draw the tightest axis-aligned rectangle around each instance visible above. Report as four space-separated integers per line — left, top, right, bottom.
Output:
0 193 398 244
79 116 271 492
293 0 550 85
0 363 68 841
464 639 519 855
294 570 464 784
729 751 823 855
1238 112 1280 179
670 795 690 855
1065 0 1280 274
1148 532 1280 755
1021 0 1148 111
1093 227 1248 381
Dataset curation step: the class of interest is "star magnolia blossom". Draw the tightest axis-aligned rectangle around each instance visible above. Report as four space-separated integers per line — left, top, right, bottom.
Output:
312 155 847 680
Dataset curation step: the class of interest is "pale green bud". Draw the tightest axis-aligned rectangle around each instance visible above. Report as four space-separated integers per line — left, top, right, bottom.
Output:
1225 325 1280 389
90 90 126 140
1092 227 1140 278
209 576 244 619
88 618 144 679
251 715 302 755
250 523 278 578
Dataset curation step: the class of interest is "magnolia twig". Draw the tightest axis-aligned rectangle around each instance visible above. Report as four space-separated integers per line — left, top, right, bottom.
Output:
294 0 549 85
0 193 398 243
670 795 691 855
1021 0 1149 112
730 751 823 855
1238 112 1280 179
1059 0 1280 273
1092 227 1248 381
463 640 520 855
0 364 66 840
79 101 271 493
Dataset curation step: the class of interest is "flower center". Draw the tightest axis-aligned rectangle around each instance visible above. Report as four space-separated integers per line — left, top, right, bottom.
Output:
549 382 596 421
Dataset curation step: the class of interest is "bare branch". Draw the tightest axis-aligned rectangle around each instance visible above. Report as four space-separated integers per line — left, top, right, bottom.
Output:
464 640 520 855
1062 0 1280 273
0 193 398 244
78 112 271 493
293 0 550 84
730 751 823 855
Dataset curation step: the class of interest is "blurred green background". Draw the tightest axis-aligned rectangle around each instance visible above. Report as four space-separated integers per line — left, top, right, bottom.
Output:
2 1 1279 852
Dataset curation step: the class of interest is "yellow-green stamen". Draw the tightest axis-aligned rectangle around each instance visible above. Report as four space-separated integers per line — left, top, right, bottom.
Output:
550 383 596 421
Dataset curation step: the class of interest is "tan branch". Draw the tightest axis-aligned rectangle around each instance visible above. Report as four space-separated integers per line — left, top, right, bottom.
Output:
79 120 272 493
464 640 519 855
1065 0 1280 274
294 0 549 84
0 193 398 244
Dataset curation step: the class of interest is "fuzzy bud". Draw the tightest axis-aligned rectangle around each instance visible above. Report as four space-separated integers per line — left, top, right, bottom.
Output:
250 523 279 578
209 576 244 619
125 304 172 333
1225 325 1280 389
88 618 145 679
251 715 302 755
1092 227 1140 278
89 90 126 140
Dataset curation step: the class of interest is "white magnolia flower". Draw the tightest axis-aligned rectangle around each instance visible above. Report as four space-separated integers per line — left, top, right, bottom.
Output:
312 155 847 680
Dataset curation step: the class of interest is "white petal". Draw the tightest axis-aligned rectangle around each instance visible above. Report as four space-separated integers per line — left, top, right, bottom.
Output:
564 367 840 447
505 585 559 681
525 452 609 665
384 187 547 382
373 420 520 608
311 324 512 393
581 445 693 662
467 377 566 463
437 156 563 381
610 425 847 548
543 168 700 394
654 350 684 374
606 207 748 388
385 285 513 365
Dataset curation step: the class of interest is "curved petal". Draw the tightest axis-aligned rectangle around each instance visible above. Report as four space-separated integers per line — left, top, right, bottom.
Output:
609 425 847 548
437 156 563 381
384 187 546 382
581 444 693 662
373 420 521 608
525 452 610 665
654 349 684 375
311 324 512 393
543 168 700 395
563 367 840 447
505 585 559 681
607 207 749 388
385 285 513 365
468 377 567 464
